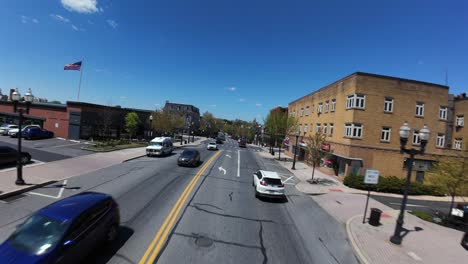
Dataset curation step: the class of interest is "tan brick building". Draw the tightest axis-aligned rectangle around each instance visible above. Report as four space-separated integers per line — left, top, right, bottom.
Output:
286 72 467 180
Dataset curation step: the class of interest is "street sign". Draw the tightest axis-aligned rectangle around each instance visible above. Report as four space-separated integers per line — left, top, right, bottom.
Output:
364 169 380 185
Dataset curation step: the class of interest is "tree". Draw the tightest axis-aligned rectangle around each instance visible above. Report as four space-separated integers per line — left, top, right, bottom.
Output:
50 100 62 104
264 110 298 159
304 132 327 183
427 156 468 218
125 112 140 139
152 109 184 136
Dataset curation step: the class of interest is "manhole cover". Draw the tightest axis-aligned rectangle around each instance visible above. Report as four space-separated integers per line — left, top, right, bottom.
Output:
195 236 213 247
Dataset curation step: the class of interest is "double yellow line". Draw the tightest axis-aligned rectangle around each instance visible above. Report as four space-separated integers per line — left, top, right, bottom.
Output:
138 150 222 264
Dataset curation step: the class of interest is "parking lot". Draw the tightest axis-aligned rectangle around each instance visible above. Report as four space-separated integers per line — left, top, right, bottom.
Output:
0 136 93 170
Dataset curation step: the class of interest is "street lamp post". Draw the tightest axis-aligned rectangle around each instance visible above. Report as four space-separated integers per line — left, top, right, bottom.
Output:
12 88 34 185
149 115 153 139
191 122 195 142
390 122 430 245
291 131 300 170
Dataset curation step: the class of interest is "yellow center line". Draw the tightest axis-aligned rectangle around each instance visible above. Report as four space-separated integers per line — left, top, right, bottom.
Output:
138 150 222 264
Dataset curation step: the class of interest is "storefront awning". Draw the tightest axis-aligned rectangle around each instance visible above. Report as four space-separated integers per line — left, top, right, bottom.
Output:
332 153 363 161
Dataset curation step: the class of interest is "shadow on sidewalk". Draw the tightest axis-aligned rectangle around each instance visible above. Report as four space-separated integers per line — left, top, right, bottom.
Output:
399 226 425 240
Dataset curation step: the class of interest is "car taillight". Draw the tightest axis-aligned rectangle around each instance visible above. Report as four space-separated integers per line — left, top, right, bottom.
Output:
260 180 267 186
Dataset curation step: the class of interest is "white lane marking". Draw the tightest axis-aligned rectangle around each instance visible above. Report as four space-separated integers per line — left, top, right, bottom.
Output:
30 180 67 199
56 137 66 140
218 166 226 175
283 175 295 184
237 150 240 177
389 202 427 208
69 140 80 143
407 252 423 261
226 154 231 158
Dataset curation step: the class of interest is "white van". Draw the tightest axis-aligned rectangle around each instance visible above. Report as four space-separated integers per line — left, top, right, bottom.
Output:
146 137 174 157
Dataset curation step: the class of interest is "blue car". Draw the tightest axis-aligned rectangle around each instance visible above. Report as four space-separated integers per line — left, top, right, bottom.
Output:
0 192 120 264
22 127 54 140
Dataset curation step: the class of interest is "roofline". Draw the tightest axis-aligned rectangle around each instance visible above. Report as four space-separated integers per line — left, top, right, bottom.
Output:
67 101 152 113
0 101 67 110
289 72 449 105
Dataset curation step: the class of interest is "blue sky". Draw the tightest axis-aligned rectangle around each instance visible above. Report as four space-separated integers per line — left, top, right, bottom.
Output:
0 0 467 122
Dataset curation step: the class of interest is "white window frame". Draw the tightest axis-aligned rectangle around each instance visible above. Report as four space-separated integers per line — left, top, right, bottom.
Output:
318 103 323 113
299 124 302 133
325 101 329 113
384 98 394 113
329 123 334 135
331 99 336 112
344 124 363 138
316 123 321 133
439 106 447 120
305 106 310 116
456 116 464 127
412 131 421 145
416 102 424 117
304 124 308 132
381 127 391 142
300 108 304 117
454 139 462 150
323 123 328 135
436 134 445 148
346 94 366 109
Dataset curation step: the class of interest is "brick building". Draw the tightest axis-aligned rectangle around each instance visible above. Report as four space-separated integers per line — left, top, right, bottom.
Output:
163 100 200 132
0 101 151 140
286 72 467 180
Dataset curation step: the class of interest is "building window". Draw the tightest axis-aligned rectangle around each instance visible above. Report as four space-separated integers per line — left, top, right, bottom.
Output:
344 124 363 138
325 101 329 113
300 108 304 117
323 123 328 135
454 139 462 150
304 124 308 132
456 115 464 127
305 106 310 116
384 98 394 113
299 124 302 133
439 106 447 120
329 123 334 135
318 103 323 113
331 99 336 112
292 111 296 117
415 102 424 117
316 123 321 133
381 127 391 142
412 131 421 145
346 94 366 109
436 134 445 148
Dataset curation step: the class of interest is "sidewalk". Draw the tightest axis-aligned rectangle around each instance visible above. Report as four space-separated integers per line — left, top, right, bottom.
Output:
0 137 207 199
253 145 468 264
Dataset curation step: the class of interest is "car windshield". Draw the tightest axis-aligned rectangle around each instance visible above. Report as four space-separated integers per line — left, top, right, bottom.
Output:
8 215 70 255
264 178 283 186
150 142 163 146
182 150 195 156
209 142 216 145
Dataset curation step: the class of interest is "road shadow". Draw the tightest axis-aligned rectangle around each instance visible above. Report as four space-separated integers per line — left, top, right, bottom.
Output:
399 226 424 239
0 160 37 170
40 183 81 191
256 195 289 204
84 226 134 264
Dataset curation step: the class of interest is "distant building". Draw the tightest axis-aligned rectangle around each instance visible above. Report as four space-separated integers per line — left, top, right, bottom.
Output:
0 88 7 101
163 100 200 132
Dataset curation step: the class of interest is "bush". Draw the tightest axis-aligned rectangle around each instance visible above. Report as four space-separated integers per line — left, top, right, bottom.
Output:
344 174 445 196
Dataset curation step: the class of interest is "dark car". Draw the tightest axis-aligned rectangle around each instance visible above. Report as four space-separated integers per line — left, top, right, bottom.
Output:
216 137 223 144
177 149 201 167
0 146 31 166
22 127 54 140
0 192 120 264
239 139 247 148
462 232 468 250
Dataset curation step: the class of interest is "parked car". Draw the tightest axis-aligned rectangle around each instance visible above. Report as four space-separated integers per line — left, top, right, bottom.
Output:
22 127 54 140
146 137 173 157
0 146 31 166
177 149 201 167
0 192 120 264
252 170 285 199
239 139 247 148
1 124 19 136
216 137 223 144
207 142 218 150
462 232 468 250
8 125 41 138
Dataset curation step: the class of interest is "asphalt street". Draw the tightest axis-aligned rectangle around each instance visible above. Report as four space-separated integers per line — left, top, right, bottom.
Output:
0 138 358 264
371 194 453 215
0 140 70 163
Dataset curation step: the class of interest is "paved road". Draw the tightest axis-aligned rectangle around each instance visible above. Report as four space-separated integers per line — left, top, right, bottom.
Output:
0 139 358 264
0 141 70 163
371 194 453 215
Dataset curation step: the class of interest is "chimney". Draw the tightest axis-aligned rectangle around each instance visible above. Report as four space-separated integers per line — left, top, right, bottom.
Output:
9 89 14 101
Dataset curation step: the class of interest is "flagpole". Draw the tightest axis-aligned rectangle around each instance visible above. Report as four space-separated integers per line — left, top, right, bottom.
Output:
77 59 84 101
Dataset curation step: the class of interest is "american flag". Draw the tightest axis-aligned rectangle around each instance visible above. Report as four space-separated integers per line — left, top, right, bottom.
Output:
64 61 82 71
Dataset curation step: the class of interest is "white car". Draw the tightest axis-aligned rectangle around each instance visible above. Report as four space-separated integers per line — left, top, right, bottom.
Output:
0 124 18 136
8 125 40 137
146 137 173 156
252 170 285 199
207 142 218 150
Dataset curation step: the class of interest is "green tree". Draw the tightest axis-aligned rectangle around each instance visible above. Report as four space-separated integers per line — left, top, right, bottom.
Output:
264 110 298 159
125 112 140 139
49 100 62 104
152 109 184 136
427 156 468 218
304 132 327 183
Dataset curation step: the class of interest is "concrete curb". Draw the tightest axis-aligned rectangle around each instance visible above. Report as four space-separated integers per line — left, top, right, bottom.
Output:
346 214 370 264
0 180 58 200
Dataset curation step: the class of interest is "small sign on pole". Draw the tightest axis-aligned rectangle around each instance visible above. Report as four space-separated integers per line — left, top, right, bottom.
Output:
363 169 380 224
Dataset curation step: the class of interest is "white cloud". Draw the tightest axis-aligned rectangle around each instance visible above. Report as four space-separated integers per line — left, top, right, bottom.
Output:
71 24 79 31
239 98 246 102
255 103 262 107
31 18 39 23
50 14 70 23
21 15 28 23
227 87 236 91
21 15 39 24
106 19 118 29
61 0 99 14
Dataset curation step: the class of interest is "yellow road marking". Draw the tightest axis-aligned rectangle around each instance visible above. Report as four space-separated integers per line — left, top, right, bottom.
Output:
138 150 222 264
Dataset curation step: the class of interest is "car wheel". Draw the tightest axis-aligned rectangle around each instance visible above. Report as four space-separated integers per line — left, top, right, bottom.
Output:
106 224 119 242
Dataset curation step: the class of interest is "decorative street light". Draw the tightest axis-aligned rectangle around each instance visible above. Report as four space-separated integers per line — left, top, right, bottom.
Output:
149 114 153 139
12 88 34 185
390 122 430 245
291 130 301 170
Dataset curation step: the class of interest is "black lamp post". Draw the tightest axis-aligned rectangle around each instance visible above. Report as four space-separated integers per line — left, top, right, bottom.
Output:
149 115 153 139
190 122 194 142
291 130 301 170
12 88 34 185
390 122 430 245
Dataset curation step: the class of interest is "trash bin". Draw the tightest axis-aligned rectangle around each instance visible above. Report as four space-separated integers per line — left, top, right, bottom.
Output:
184 140 188 144
271 150 275 156
369 208 382 226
